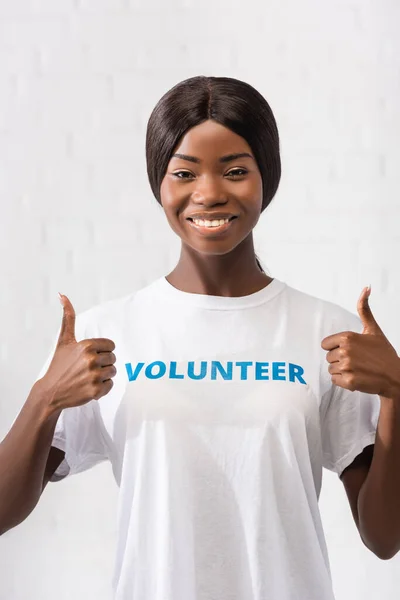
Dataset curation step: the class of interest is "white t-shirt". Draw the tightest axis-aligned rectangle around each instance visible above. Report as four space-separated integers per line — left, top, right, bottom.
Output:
36 277 380 600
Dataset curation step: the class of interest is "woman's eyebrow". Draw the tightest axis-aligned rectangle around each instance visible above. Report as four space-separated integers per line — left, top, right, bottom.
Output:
171 152 254 164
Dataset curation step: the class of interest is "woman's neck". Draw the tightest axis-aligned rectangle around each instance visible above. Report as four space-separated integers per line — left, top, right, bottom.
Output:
166 241 272 297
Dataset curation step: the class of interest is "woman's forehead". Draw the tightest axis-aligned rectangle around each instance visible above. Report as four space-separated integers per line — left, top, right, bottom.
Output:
172 121 253 160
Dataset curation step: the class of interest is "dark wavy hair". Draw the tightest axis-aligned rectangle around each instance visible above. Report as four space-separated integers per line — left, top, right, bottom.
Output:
145 75 282 272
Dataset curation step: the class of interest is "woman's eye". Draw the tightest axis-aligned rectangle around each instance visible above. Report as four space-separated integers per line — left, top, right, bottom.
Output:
227 168 247 177
173 171 193 179
173 169 247 180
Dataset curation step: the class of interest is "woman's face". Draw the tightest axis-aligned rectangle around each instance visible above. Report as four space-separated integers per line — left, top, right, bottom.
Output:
159 119 263 257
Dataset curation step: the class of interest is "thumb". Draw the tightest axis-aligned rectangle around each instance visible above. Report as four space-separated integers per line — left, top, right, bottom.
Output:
357 285 383 335
57 293 77 345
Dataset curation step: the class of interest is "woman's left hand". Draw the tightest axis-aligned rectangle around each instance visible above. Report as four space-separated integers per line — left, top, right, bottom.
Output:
321 286 400 400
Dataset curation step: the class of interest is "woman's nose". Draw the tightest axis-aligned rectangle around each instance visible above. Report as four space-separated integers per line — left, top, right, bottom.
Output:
191 176 228 205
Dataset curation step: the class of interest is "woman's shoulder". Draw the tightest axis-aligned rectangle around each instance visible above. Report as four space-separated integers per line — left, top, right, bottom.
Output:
282 281 362 335
74 277 163 331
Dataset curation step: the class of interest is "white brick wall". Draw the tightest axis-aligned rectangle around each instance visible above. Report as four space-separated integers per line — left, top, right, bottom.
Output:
0 0 399 598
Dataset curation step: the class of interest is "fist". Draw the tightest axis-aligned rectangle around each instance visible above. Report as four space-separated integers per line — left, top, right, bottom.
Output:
41 294 117 411
321 286 400 398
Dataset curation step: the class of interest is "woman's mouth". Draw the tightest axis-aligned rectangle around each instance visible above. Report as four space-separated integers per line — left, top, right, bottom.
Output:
187 217 237 235
186 216 237 235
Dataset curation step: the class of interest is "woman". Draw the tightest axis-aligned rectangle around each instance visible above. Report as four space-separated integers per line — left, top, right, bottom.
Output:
1 75 400 600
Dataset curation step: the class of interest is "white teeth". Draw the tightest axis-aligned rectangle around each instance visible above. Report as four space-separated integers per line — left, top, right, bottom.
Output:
193 218 230 227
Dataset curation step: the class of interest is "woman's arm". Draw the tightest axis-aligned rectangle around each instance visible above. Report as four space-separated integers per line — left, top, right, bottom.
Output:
340 446 375 548
321 286 400 560
0 380 63 536
356 397 400 560
340 400 400 561
0 293 118 536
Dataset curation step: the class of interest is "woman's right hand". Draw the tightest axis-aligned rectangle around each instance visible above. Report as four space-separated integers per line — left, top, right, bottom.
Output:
38 294 117 412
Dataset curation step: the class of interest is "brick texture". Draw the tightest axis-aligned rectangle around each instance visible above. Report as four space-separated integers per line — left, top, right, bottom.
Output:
0 1 399 598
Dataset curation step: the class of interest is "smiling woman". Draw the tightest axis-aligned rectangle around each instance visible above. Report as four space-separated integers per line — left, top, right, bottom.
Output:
145 76 281 293
146 76 281 212
1 75 385 600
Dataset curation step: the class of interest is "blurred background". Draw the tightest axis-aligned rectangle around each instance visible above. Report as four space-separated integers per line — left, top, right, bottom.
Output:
0 0 399 598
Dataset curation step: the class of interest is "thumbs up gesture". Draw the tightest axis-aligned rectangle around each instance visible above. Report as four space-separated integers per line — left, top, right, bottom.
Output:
40 294 117 412
321 287 400 399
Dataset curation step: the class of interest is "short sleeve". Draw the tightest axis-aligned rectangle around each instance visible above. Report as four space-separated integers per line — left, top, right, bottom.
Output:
320 385 380 477
319 311 381 477
35 311 109 482
48 402 109 481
